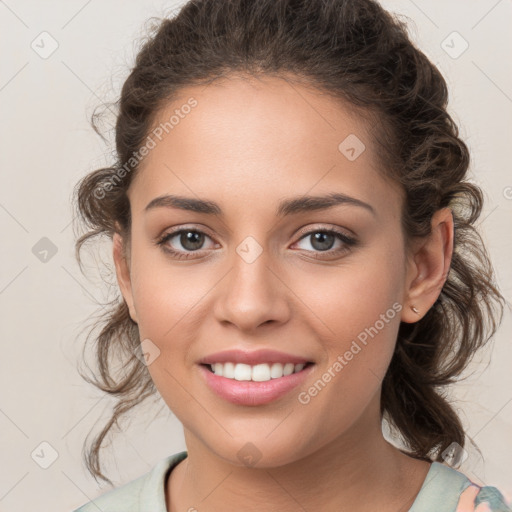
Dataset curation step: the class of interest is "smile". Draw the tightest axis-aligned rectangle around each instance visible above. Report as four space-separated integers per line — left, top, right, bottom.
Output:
199 362 315 406
206 362 311 381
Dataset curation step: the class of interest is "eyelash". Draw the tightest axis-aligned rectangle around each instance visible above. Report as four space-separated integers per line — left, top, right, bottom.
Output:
155 226 358 261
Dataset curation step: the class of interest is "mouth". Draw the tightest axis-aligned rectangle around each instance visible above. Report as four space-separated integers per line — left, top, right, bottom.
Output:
201 361 315 381
198 361 315 406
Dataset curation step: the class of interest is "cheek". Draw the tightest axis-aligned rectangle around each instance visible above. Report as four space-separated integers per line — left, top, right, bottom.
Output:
294 274 401 440
294 242 404 399
128 251 209 410
298 242 404 346
129 245 211 340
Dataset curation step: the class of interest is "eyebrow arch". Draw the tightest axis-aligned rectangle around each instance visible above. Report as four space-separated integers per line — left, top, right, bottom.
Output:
144 192 376 217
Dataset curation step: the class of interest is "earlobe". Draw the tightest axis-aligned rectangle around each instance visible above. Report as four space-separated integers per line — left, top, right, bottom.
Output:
402 207 454 323
112 232 138 324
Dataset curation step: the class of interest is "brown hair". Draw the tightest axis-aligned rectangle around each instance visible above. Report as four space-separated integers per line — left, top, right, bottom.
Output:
73 0 506 485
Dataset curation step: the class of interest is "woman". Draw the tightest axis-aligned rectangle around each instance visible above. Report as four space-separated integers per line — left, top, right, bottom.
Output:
72 0 510 510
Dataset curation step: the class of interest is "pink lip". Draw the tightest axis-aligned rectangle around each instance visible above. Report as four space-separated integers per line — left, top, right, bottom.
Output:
198 363 315 406
198 348 312 366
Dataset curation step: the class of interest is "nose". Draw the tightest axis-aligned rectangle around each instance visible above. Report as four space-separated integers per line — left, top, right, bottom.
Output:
213 246 291 332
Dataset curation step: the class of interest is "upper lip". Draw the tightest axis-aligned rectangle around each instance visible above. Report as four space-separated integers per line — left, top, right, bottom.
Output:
198 349 312 366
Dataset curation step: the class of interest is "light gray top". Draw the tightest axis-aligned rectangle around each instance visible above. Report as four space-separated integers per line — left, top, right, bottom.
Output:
73 451 511 511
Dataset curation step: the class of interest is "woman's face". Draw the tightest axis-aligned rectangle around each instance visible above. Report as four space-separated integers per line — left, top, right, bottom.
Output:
115 74 416 467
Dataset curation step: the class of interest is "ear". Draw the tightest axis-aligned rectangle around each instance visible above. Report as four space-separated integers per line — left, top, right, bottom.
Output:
112 231 138 324
402 207 454 323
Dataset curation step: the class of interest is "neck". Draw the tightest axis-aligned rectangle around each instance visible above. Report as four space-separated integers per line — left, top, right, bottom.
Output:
167 398 430 512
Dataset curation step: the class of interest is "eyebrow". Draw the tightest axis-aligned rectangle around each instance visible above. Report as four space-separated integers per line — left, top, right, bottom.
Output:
144 192 376 217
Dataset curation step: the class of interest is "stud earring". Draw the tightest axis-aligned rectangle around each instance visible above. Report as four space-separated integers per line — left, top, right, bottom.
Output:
410 305 420 315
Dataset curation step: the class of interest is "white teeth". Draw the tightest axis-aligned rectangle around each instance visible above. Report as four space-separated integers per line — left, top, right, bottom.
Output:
252 363 271 382
270 363 284 379
223 362 235 379
234 363 252 381
283 363 295 376
208 362 308 381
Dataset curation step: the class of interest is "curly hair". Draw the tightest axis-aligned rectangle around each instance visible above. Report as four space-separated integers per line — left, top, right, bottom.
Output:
72 0 506 485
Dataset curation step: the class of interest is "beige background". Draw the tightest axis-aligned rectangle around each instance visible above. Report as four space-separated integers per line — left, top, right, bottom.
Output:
0 0 511 510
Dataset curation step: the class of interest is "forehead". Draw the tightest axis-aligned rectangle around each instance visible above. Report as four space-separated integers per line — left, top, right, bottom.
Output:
128 74 402 221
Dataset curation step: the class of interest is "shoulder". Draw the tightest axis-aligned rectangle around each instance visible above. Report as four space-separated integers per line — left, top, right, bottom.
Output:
72 451 188 512
410 462 511 512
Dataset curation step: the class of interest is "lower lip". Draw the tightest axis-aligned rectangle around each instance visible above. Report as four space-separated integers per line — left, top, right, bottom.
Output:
198 363 315 406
